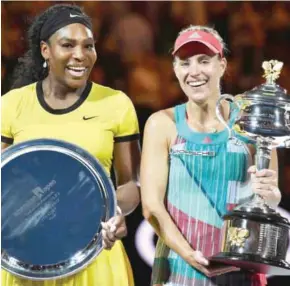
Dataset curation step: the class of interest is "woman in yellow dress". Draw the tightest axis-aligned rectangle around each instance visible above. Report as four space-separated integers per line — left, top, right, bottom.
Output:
1 4 140 286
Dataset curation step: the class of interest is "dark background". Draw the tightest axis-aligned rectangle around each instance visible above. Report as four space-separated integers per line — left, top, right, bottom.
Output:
2 1 290 285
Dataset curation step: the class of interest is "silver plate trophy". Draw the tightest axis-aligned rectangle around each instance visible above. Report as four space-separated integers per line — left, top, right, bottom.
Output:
1 139 117 280
210 60 290 275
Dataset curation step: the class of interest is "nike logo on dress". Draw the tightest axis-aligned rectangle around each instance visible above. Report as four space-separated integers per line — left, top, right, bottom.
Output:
70 13 82 18
83 116 98 120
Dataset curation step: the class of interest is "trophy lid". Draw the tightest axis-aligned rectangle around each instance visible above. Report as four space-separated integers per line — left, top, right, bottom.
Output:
244 60 290 103
224 195 290 228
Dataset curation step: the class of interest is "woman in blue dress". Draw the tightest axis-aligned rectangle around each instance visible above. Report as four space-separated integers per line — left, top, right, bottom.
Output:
140 25 281 286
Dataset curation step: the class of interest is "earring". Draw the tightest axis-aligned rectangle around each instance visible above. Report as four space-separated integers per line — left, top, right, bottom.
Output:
43 61 47 68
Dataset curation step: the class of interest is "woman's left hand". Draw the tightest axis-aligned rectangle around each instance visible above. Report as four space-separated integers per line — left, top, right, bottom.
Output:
248 166 281 208
101 206 127 250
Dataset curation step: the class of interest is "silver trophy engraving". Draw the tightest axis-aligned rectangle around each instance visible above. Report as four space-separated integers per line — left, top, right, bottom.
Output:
211 60 290 275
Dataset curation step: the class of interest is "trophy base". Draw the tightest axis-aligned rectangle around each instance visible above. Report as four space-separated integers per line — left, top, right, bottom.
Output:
209 252 290 276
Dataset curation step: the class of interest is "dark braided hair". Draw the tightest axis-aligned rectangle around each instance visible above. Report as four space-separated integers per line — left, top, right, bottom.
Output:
10 4 89 90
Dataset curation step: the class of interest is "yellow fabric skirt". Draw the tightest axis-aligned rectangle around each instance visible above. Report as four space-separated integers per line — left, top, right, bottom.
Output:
1 241 134 286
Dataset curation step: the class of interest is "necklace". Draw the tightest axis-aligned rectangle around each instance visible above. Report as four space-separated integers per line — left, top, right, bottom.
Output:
186 111 220 133
186 102 229 134
189 119 219 133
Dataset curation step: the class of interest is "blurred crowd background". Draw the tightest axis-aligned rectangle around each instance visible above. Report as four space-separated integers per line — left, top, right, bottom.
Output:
2 0 290 198
1 2 290 285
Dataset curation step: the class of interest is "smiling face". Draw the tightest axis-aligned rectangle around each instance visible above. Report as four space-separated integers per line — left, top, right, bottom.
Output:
41 23 97 89
173 42 227 104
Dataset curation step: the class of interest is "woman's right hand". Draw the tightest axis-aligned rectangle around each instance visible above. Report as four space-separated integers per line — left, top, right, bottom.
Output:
186 250 240 278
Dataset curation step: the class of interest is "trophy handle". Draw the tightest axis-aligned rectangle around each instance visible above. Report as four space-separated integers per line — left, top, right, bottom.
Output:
216 94 236 139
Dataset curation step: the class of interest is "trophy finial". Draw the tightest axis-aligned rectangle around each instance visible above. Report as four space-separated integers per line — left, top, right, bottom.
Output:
262 60 283 85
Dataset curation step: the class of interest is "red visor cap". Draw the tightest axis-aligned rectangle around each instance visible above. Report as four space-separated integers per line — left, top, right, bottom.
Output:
172 30 223 57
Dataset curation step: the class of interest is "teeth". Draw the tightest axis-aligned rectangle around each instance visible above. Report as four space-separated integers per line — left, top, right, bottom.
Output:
68 67 86 71
188 80 206 87
66 67 87 78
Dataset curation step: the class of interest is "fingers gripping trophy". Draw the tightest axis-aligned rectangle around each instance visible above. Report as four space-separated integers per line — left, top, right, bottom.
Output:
211 60 290 275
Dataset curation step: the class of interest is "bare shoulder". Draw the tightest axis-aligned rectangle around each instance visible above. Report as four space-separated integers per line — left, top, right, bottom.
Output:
144 108 177 145
145 108 175 131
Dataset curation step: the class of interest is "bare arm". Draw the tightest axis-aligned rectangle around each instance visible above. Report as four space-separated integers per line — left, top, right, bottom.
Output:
141 112 205 264
113 140 141 216
101 139 141 249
